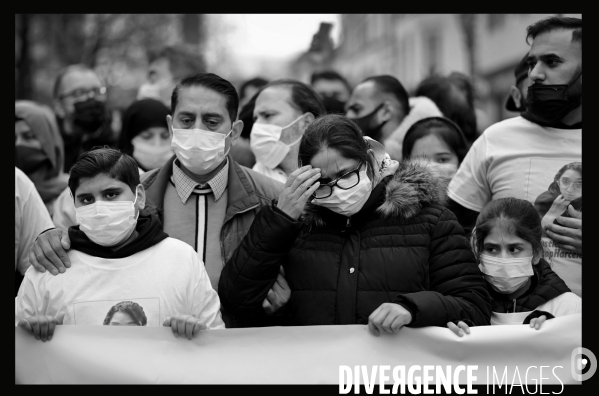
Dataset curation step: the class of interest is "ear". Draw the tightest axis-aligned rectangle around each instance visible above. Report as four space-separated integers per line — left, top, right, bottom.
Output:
166 115 174 140
532 252 541 265
300 112 315 131
379 101 394 122
231 119 244 141
136 184 146 211
509 86 522 109
54 100 66 118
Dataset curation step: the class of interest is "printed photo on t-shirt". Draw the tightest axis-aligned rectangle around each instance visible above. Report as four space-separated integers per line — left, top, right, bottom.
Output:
72 298 161 326
524 158 582 297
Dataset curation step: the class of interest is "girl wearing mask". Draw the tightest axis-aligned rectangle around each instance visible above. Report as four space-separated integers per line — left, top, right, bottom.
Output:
401 116 469 182
250 79 324 183
15 100 69 216
447 197 581 337
220 114 491 334
118 98 173 172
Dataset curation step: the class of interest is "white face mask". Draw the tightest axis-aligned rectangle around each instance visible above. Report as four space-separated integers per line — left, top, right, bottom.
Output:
431 162 458 180
137 79 173 105
479 254 534 294
170 127 232 175
312 169 372 217
131 135 173 171
250 115 304 169
75 186 140 247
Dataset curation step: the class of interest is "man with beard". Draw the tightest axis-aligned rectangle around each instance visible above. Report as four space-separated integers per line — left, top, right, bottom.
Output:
447 17 582 297
346 75 442 160
53 64 117 172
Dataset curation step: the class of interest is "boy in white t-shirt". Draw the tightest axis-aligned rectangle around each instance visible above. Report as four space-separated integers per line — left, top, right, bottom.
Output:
15 147 224 342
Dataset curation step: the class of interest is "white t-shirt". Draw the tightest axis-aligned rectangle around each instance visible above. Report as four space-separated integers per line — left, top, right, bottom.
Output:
252 162 288 184
448 116 582 297
15 167 54 275
15 238 225 329
490 292 581 325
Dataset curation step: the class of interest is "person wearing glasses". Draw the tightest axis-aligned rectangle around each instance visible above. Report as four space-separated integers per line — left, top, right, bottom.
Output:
219 114 492 334
53 64 117 172
535 162 582 236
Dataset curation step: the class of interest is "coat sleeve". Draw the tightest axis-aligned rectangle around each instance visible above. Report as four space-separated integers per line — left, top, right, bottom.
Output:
218 202 303 318
392 208 492 327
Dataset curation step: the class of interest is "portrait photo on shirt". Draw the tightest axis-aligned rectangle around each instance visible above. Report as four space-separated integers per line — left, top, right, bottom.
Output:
72 298 160 326
534 161 582 226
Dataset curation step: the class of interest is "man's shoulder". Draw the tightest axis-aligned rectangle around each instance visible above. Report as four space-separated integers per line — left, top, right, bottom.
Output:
236 163 284 198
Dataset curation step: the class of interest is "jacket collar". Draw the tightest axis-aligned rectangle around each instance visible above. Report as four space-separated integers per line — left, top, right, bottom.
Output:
143 154 260 223
302 158 448 227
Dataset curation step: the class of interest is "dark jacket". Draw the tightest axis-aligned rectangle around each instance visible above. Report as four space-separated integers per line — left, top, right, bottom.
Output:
489 258 571 314
219 159 492 327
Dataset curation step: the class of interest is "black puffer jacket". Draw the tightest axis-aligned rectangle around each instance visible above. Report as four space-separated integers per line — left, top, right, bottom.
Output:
489 258 571 313
219 159 492 327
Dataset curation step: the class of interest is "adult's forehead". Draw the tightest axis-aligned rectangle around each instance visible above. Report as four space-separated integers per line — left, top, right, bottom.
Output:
60 69 102 93
530 29 582 57
352 80 382 101
175 85 231 120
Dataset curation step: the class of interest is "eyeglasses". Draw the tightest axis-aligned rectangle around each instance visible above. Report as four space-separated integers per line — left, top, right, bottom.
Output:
312 161 363 199
59 86 107 101
558 177 582 191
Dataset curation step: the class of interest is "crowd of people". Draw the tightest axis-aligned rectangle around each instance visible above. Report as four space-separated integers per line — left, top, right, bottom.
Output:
15 16 581 345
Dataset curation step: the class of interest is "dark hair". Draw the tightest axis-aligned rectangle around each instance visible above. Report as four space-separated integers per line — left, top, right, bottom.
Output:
239 77 269 102
53 64 99 99
171 72 239 123
118 99 170 156
310 70 352 93
402 117 470 163
257 79 325 118
471 198 543 263
68 147 140 198
361 75 410 117
239 91 259 139
554 161 582 183
298 114 376 182
103 301 147 326
148 45 206 81
526 17 582 45
415 74 478 142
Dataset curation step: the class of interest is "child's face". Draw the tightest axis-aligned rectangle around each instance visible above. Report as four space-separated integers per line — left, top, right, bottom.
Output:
73 173 143 211
482 220 535 260
558 169 582 201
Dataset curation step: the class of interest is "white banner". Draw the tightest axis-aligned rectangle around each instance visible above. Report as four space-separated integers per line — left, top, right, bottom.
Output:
15 313 582 385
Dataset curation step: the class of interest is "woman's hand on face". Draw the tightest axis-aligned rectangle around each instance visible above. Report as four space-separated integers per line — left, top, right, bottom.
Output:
368 303 412 336
447 321 471 337
276 165 321 220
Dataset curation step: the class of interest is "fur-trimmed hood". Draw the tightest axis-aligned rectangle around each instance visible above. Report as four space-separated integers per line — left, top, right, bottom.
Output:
303 158 448 227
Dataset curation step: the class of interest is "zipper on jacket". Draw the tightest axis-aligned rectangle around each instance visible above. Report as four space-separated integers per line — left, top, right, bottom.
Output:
512 299 516 313
346 217 352 228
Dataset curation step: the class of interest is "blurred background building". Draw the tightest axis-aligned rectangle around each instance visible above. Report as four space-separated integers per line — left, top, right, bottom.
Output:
15 14 582 131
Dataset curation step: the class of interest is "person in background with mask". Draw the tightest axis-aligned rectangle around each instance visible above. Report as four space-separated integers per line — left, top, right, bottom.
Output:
346 75 442 161
28 73 284 328
447 198 580 337
310 70 352 114
137 45 206 108
50 98 171 232
219 114 491 333
505 54 532 115
229 77 269 169
53 64 116 172
15 167 54 296
15 100 69 216
15 147 224 342
447 17 582 297
415 73 479 145
401 117 469 182
250 79 325 183
118 98 173 172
